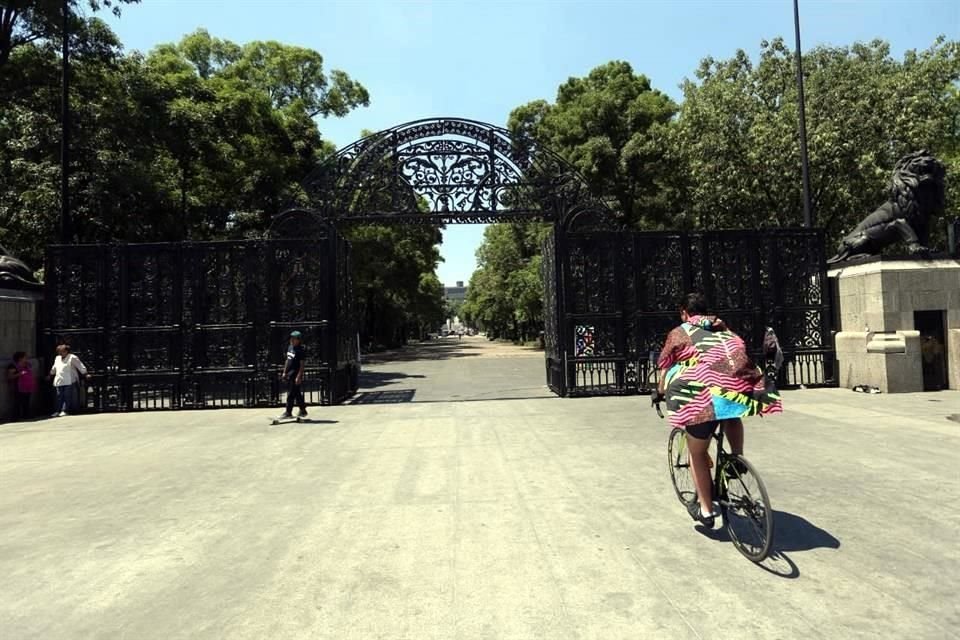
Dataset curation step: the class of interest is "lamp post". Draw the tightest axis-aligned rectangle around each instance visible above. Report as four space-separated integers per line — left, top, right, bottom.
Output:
793 0 813 228
60 0 71 243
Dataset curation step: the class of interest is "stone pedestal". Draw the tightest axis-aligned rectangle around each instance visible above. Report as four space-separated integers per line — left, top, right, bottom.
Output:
0 288 43 422
829 258 960 392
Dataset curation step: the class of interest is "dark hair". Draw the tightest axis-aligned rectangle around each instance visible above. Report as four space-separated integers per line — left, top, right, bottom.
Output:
13 351 26 362
680 292 709 315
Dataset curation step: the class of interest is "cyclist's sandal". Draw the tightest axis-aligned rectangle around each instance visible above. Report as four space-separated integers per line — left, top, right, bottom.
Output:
686 501 716 528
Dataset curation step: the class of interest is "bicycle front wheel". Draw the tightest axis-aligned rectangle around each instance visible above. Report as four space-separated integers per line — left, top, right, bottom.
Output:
720 455 774 562
667 427 697 507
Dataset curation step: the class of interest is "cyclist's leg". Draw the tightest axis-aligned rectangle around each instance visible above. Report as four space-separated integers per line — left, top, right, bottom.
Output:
686 422 717 515
724 418 744 455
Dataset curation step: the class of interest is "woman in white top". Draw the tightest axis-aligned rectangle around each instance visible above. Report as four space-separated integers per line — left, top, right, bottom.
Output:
49 344 89 417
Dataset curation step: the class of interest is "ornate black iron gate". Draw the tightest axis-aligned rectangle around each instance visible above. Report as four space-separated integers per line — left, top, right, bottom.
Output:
544 228 834 397
43 219 358 411
43 117 836 410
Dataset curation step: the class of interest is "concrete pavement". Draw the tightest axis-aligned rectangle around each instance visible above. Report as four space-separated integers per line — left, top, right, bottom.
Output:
1 336 958 639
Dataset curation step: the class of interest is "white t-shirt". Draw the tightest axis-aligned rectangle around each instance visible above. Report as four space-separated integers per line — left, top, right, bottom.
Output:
50 354 88 387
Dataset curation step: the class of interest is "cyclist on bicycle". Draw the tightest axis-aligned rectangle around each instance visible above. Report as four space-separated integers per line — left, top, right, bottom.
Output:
655 292 782 527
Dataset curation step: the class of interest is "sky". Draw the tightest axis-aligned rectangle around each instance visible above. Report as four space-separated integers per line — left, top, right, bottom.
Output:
104 0 959 286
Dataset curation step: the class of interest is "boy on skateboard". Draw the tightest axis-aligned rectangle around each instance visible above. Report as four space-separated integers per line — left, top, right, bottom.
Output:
277 330 308 421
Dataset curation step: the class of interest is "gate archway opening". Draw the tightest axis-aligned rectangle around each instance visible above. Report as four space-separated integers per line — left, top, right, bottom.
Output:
274 117 621 402
279 117 834 401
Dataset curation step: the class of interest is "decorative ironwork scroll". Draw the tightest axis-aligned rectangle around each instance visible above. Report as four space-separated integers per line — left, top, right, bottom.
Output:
43 225 356 411
558 228 834 397
297 118 603 225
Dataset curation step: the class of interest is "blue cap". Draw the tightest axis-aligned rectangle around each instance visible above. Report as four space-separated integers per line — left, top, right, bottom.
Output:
290 331 302 338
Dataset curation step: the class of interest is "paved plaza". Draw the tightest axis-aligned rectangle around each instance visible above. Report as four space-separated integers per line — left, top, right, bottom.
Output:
1 336 958 639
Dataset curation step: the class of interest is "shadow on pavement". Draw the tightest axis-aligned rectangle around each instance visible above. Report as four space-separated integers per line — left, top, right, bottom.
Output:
359 371 426 389
348 390 417 404
697 510 839 579
771 510 840 553
345 392 555 405
400 395 554 404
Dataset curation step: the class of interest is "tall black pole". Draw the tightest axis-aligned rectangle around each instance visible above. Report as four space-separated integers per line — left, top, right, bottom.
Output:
793 0 813 228
60 0 71 243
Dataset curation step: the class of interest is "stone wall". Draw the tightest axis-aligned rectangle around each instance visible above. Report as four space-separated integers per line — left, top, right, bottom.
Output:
829 258 960 392
0 289 43 421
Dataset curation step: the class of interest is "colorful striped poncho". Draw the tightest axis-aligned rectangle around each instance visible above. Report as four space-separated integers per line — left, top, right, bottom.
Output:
657 315 782 429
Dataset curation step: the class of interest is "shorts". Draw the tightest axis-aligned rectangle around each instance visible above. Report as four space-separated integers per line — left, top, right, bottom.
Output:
685 421 720 440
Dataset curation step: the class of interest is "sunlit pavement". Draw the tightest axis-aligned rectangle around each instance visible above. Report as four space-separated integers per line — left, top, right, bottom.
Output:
2 338 958 639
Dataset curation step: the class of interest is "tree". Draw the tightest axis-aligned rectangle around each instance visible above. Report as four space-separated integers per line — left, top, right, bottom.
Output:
508 61 678 228
0 0 138 68
671 37 960 243
346 223 444 349
0 22 369 265
462 223 549 341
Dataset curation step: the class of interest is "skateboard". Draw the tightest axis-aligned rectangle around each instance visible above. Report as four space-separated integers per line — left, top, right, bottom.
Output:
269 416 305 425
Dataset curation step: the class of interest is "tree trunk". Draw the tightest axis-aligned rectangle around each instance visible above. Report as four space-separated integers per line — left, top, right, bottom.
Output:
0 9 19 69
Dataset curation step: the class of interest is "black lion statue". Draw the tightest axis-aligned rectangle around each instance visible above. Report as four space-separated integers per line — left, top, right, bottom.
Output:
0 244 42 291
828 150 946 265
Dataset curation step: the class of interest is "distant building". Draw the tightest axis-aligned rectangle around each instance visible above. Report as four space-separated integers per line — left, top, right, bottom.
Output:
444 281 467 302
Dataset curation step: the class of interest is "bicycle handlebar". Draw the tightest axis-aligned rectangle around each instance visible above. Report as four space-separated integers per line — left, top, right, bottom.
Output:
651 392 665 419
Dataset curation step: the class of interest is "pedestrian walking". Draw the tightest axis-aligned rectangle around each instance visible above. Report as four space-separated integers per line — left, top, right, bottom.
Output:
277 331 307 420
48 344 89 417
7 352 36 420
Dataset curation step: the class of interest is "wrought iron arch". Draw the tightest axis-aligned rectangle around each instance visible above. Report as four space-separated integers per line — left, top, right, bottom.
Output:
268 207 334 239
295 117 616 226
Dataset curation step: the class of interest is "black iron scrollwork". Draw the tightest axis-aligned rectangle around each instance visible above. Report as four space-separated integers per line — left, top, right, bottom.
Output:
296 117 608 224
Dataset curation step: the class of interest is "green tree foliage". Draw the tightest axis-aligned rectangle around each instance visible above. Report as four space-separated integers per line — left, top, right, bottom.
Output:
0 21 367 265
461 222 549 342
470 39 959 335
0 14 442 350
0 0 137 67
508 61 678 228
347 223 445 349
671 37 960 242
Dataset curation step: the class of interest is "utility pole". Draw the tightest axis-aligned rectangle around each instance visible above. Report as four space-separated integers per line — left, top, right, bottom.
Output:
60 0 71 243
793 0 813 228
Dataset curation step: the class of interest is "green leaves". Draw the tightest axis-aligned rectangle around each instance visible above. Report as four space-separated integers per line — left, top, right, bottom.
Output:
671 37 960 240
462 222 548 341
345 223 444 348
509 60 678 228
0 21 370 265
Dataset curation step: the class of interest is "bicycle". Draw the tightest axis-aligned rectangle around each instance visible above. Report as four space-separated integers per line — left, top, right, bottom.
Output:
653 395 775 563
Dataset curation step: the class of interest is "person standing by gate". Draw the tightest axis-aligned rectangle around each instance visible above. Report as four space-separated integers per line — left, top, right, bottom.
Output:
277 331 307 420
8 352 36 420
48 344 89 417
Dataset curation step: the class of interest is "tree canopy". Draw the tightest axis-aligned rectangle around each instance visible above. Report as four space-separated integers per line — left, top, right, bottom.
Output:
0 0 137 67
508 60 678 228
461 222 548 342
670 36 960 240
1 10 956 353
468 39 959 341
0 20 369 262
0 14 443 350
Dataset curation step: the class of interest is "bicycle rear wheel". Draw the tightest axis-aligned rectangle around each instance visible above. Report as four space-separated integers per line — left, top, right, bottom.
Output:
719 455 774 562
667 428 697 506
